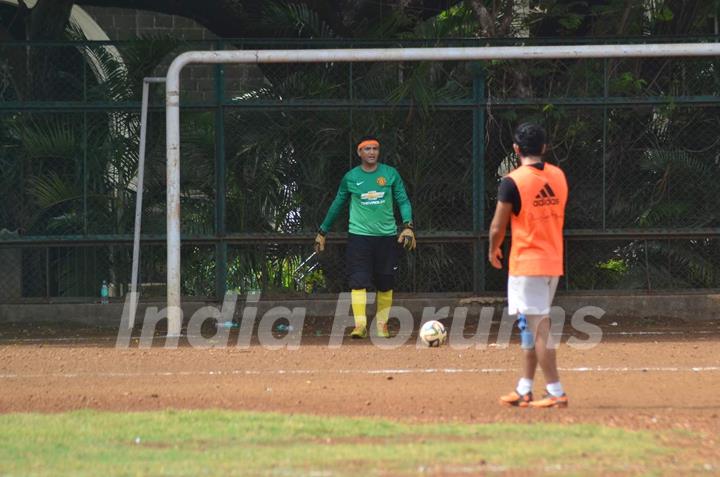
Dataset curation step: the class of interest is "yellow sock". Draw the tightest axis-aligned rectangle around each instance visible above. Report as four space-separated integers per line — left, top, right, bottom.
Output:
351 289 367 329
376 290 393 327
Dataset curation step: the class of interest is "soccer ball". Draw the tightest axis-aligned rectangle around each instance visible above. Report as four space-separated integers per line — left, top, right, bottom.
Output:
419 320 447 347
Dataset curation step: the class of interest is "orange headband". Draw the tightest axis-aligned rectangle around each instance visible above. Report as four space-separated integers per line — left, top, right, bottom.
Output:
357 140 379 151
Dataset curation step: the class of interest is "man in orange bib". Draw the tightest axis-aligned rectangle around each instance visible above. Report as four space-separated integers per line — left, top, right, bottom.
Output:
489 123 569 408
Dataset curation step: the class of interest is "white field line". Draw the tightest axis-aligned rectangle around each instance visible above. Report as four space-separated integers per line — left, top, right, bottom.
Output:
0 366 719 380
0 329 717 344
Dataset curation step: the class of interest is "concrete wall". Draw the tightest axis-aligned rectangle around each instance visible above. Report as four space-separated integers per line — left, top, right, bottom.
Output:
81 6 266 102
82 7 217 41
1 293 717 328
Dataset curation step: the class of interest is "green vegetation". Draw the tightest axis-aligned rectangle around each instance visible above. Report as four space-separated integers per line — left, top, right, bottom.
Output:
2 2 720 297
0 410 678 477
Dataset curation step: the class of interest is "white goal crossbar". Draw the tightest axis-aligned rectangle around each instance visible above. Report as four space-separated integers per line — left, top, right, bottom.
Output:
164 43 720 336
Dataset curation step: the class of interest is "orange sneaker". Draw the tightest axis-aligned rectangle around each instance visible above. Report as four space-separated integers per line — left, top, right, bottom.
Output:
529 393 568 408
499 390 533 408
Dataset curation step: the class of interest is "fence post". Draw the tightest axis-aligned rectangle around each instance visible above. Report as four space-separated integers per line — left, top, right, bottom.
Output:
83 56 88 236
214 40 228 299
472 63 486 293
602 58 608 231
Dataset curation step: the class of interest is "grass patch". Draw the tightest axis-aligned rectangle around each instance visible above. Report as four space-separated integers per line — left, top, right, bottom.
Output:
0 410 671 476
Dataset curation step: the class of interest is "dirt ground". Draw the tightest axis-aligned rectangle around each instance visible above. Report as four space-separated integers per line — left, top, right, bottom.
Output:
1 317 719 443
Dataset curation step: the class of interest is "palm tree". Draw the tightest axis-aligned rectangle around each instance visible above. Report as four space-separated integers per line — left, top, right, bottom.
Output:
2 34 186 297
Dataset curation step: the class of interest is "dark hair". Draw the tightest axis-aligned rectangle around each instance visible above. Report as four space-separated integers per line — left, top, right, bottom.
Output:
513 123 546 156
357 134 379 144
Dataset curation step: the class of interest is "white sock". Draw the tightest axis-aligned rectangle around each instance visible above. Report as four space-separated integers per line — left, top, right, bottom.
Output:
516 378 533 395
546 381 564 397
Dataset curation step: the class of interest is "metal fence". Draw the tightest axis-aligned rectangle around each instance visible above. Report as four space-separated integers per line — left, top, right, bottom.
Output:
1 38 719 302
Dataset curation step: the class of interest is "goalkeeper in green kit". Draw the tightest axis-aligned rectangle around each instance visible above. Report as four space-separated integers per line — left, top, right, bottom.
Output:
314 135 416 338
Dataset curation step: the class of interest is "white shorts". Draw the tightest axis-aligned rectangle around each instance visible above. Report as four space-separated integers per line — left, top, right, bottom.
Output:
507 275 559 316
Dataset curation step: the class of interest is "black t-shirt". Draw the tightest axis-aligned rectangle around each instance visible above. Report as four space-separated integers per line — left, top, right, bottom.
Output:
497 162 545 215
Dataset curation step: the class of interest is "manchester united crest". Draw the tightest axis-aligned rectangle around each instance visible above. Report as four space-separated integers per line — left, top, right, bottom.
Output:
376 176 387 186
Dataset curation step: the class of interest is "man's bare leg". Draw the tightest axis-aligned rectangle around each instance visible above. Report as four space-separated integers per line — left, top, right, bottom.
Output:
527 315 567 408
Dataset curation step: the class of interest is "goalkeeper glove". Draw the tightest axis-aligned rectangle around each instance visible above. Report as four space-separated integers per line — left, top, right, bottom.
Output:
314 230 326 253
397 222 416 251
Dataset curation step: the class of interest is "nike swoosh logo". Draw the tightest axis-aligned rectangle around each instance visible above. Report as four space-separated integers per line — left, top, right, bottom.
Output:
356 181 364 186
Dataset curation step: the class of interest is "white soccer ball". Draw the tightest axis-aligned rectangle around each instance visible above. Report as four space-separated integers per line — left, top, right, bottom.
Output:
419 320 447 347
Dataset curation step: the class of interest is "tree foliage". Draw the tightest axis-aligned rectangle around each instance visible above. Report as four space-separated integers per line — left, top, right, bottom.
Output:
2 1 720 295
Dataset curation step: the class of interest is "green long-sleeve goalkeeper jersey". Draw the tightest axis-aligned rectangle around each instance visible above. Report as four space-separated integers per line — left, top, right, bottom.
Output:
319 163 412 237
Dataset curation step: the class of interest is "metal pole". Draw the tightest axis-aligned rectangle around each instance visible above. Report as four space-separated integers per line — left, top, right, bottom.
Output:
214 40 228 300
82 60 88 235
472 64 486 293
166 65 183 337
128 77 166 331
602 58 608 231
165 43 720 334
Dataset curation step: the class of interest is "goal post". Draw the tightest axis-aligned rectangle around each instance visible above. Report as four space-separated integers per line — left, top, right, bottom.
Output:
126 76 166 333
164 43 720 336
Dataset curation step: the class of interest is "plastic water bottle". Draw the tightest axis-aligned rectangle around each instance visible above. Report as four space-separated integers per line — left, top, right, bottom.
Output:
100 280 109 304
274 323 295 333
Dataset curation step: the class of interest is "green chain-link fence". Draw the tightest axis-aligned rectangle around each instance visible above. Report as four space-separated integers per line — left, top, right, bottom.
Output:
1 38 719 302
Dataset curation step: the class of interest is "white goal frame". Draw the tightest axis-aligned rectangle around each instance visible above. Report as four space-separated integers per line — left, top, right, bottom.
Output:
163 43 720 336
